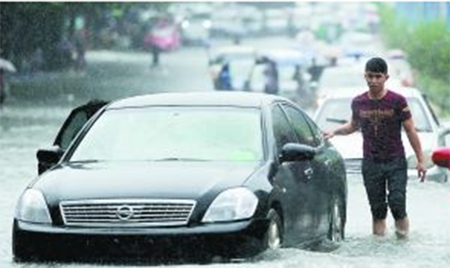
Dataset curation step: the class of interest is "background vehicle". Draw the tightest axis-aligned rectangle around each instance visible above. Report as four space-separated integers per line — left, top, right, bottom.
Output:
180 12 212 46
13 92 347 262
313 87 450 182
246 49 317 110
431 147 450 170
37 100 108 175
144 17 181 51
208 45 256 91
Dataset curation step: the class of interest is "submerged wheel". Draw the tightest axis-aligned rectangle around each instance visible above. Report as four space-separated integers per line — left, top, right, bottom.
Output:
328 197 345 242
265 209 283 250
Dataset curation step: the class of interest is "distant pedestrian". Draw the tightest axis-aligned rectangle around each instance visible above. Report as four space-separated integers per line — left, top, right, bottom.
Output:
263 60 279 95
217 63 232 90
323 57 426 239
73 30 87 71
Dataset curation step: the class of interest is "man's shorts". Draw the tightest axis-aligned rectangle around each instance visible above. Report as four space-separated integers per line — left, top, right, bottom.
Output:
361 157 408 221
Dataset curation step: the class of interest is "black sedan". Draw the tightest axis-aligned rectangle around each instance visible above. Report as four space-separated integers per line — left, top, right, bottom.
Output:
12 92 347 262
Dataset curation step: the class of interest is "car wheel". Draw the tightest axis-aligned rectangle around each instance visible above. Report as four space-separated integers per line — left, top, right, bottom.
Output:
265 209 283 250
328 197 345 242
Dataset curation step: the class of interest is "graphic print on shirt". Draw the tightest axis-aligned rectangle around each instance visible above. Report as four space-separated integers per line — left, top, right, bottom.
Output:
359 108 394 136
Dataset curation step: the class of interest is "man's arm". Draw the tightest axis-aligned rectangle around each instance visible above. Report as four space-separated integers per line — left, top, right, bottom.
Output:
323 118 359 140
403 117 427 182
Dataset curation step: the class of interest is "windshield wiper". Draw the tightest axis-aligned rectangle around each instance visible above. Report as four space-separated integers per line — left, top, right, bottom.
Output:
415 127 431 132
68 159 102 164
326 118 348 124
153 157 209 162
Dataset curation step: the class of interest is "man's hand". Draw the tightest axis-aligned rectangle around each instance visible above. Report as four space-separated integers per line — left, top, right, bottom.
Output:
417 162 427 182
322 131 335 141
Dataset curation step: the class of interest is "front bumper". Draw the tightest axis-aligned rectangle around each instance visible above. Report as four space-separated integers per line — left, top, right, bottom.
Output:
12 218 269 261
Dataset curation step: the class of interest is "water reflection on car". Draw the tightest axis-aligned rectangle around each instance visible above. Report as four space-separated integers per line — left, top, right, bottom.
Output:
13 92 347 262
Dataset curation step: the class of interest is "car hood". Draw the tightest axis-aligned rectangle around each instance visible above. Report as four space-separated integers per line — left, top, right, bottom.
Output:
330 132 437 160
34 161 263 202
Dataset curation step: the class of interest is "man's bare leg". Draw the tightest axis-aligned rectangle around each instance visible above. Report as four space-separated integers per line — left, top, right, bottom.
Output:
395 217 409 239
373 219 387 236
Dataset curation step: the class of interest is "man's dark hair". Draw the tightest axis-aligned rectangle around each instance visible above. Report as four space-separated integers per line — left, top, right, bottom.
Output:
365 57 388 74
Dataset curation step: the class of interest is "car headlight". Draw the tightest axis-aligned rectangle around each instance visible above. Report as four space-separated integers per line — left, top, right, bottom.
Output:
407 150 434 169
15 189 52 224
202 187 258 223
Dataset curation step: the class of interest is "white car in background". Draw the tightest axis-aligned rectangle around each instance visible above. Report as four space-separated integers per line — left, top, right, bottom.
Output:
315 60 403 109
313 86 450 182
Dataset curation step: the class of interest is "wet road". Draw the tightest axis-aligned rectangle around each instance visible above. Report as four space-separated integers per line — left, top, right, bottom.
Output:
1 39 450 268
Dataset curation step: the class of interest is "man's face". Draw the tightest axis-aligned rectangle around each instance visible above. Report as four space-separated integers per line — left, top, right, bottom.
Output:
364 71 389 92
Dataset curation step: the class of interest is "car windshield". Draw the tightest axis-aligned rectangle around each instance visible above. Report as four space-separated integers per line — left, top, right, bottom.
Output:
69 107 263 162
316 97 432 132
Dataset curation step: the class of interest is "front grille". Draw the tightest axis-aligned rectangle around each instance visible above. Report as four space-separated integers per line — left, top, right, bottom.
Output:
345 159 362 174
60 199 196 227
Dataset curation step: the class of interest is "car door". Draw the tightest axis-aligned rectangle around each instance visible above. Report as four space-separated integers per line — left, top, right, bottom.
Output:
37 100 107 174
270 103 316 245
281 103 332 237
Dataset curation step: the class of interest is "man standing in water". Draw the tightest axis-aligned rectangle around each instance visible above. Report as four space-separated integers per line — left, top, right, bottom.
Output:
323 57 427 238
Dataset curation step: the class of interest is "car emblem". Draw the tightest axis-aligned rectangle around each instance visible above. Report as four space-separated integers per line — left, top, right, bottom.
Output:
116 205 134 221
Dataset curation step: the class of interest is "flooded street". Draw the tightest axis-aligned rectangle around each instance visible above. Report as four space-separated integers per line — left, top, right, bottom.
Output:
1 45 450 267
1 102 450 268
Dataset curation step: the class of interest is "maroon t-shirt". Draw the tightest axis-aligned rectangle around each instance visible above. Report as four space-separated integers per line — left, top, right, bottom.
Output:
351 90 412 161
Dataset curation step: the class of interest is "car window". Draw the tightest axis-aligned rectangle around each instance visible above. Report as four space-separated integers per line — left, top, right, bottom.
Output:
315 98 352 132
69 107 263 162
58 110 89 150
271 104 298 152
408 98 432 132
282 104 319 147
422 94 440 126
301 110 324 146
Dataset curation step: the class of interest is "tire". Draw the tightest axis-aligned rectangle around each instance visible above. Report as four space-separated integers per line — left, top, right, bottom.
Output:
328 196 345 242
264 209 283 250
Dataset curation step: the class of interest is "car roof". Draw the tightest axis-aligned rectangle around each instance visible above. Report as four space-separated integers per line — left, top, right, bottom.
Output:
257 48 309 66
107 91 288 109
210 46 256 61
323 86 424 100
212 45 255 55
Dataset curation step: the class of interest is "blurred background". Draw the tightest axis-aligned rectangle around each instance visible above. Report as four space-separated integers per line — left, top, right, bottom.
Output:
0 1 449 116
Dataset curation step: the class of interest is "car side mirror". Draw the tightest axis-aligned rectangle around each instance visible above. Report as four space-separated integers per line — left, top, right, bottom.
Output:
37 146 65 175
431 147 450 170
280 143 316 163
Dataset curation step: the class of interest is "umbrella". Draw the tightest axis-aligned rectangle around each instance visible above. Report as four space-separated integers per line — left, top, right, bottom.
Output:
0 58 17 72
